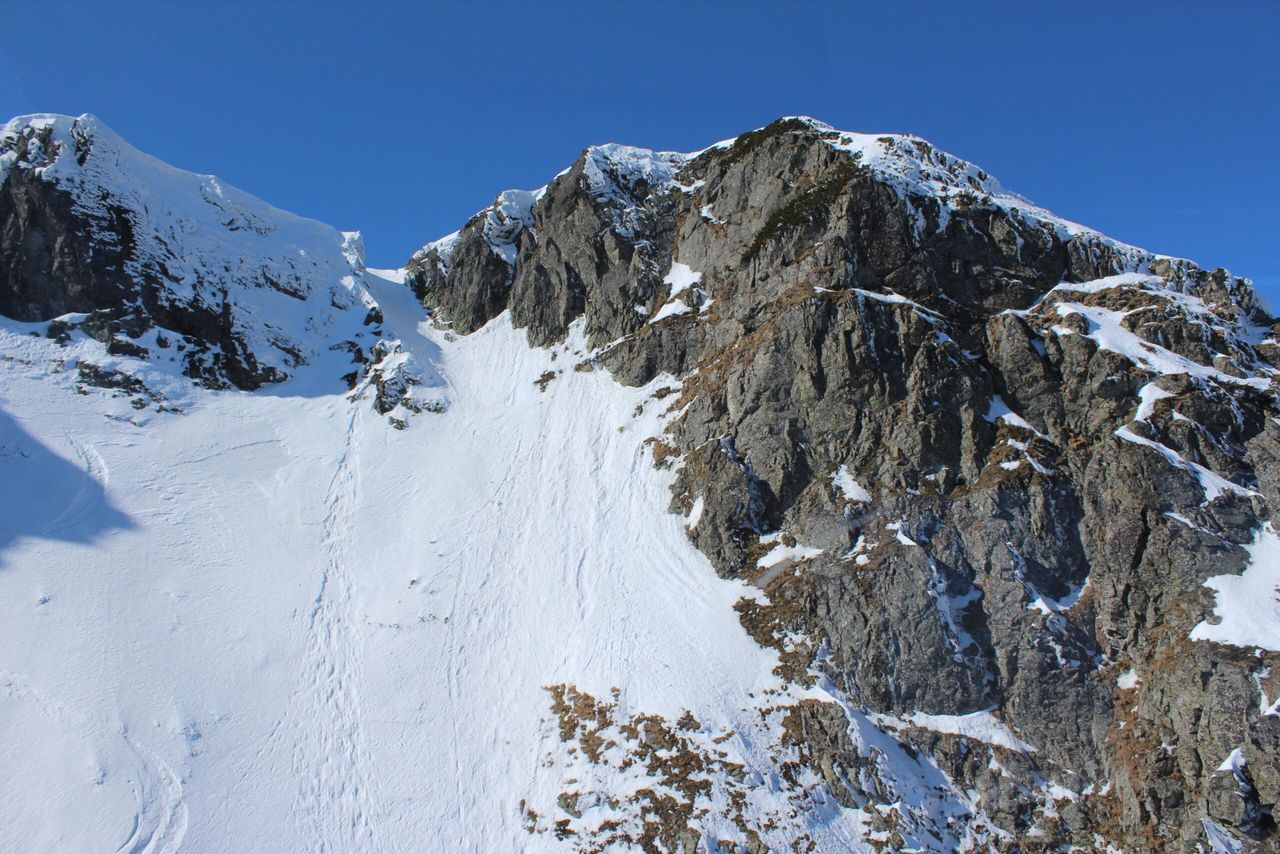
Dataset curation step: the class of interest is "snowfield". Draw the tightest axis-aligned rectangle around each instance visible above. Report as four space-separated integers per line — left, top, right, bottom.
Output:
0 267 871 851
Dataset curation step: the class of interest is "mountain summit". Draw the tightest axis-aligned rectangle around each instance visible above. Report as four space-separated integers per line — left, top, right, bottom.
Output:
1 113 1277 852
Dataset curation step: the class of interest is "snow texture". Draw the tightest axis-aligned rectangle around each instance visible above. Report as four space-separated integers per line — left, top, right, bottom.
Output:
1116 669 1140 690
884 710 1036 753
580 143 686 238
0 284 867 851
757 541 824 570
649 261 706 324
1051 297 1269 391
831 465 871 503
1191 525 1280 651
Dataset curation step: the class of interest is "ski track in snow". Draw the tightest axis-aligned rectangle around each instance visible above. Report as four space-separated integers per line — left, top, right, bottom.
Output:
287 405 379 851
33 437 109 538
0 670 187 854
117 726 189 854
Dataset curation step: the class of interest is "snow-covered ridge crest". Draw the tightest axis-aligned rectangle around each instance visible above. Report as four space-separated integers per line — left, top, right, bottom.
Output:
770 119 1150 260
1 112 376 390
696 116 1268 310
410 143 687 267
700 114 1028 205
1 113 354 251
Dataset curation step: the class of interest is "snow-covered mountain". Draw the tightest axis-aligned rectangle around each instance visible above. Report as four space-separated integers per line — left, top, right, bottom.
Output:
0 114 385 391
1 113 1278 853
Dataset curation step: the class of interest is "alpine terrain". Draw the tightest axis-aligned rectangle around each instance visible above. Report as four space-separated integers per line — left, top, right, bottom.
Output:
1 113 1278 853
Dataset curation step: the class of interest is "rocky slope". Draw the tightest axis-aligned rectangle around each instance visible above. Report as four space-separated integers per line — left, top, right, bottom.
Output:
2 112 1278 852
409 117 1280 851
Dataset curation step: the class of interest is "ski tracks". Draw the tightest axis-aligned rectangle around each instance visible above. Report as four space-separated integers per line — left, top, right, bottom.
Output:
0 670 187 854
117 727 188 854
287 407 381 852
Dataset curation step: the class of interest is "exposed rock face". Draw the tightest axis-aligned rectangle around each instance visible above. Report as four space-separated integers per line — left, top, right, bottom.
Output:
0 114 376 391
411 117 1280 850
408 145 684 349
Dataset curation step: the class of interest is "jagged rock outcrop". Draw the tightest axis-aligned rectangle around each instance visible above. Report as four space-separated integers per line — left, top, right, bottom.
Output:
410 117 1280 850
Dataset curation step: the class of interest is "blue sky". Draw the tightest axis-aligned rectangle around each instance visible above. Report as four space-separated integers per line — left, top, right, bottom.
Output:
4 1 1277 306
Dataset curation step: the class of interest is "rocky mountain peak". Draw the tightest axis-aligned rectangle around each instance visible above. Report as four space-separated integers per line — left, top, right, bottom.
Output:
2 113 1278 851
400 114 1280 850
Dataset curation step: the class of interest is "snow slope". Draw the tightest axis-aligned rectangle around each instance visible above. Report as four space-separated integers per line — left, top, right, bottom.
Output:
0 264 876 851
0 115 878 851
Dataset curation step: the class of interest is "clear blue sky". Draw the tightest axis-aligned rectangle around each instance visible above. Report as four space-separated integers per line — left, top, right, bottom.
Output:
4 1 1277 307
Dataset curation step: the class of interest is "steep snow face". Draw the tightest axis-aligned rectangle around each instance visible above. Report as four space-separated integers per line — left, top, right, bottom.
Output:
0 271 879 851
0 113 374 388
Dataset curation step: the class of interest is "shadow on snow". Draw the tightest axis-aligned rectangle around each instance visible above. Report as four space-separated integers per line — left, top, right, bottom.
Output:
0 407 134 567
